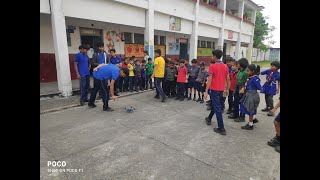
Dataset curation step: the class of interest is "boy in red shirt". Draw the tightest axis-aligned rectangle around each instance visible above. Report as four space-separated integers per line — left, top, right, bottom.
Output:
204 50 230 135
227 60 238 114
175 59 189 101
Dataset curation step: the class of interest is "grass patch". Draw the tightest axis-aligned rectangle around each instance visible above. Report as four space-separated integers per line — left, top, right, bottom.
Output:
251 60 272 68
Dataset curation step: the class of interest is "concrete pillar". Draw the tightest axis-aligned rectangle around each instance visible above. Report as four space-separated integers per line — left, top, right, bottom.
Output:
144 0 155 62
235 0 245 61
189 0 199 63
247 9 257 63
50 0 72 97
217 0 226 50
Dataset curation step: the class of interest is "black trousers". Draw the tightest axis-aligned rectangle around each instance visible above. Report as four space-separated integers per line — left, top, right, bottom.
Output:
228 90 234 110
89 78 110 109
146 75 153 89
166 80 176 96
177 82 186 98
265 94 274 109
135 76 142 90
233 85 245 118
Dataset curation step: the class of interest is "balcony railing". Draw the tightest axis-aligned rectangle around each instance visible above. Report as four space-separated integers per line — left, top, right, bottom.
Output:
192 0 224 13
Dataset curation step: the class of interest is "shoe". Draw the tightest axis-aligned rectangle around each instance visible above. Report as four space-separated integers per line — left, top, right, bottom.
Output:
97 96 102 100
114 93 119 96
154 95 160 99
261 107 270 112
234 116 245 122
253 118 259 124
193 96 196 101
241 123 253 130
123 90 128 92
88 104 97 108
196 98 201 102
83 99 90 102
205 117 212 125
140 88 144 91
226 109 233 114
267 111 274 116
228 115 239 119
175 96 180 100
130 90 133 92
179 97 184 101
206 106 211 110
213 128 226 135
187 97 191 101
206 101 211 105
275 146 280 153
150 87 153 89
168 95 173 99
161 97 166 102
200 100 204 103
80 100 84 106
135 90 139 92
103 107 114 112
268 136 280 147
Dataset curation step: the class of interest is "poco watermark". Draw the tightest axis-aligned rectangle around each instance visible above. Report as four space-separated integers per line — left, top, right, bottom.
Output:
47 161 83 175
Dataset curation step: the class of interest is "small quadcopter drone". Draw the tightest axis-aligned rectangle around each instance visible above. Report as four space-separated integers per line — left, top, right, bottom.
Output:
124 106 135 113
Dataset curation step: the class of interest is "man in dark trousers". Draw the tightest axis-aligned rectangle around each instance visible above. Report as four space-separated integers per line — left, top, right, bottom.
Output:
88 64 129 111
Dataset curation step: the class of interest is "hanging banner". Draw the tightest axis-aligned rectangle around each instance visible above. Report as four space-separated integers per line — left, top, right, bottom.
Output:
197 48 214 56
125 44 165 57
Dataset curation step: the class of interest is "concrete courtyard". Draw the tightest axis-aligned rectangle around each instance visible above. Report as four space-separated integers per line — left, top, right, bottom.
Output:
40 84 280 180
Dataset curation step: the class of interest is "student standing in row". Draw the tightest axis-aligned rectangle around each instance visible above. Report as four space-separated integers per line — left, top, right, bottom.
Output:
145 58 154 89
74 45 91 106
166 61 178 98
151 49 166 102
195 61 208 103
226 60 238 114
128 57 135 92
175 59 189 101
187 59 200 101
109 49 122 96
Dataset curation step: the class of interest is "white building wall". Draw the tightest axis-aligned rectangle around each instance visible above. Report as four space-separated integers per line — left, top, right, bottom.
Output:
198 5 222 28
198 23 220 39
113 0 148 9
154 0 195 21
154 12 193 34
63 0 146 28
224 30 238 42
40 0 51 14
224 15 241 32
40 14 54 53
241 21 254 35
241 34 251 43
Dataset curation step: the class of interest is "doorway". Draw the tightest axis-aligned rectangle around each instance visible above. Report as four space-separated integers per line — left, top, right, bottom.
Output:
223 43 227 63
79 28 103 52
179 39 188 60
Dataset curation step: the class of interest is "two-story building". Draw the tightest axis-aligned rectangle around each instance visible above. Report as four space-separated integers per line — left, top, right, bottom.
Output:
40 0 262 96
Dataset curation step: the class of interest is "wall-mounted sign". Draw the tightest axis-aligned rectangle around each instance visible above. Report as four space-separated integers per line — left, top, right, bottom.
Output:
228 30 233 39
169 16 181 31
125 44 166 57
197 48 214 56
80 28 101 36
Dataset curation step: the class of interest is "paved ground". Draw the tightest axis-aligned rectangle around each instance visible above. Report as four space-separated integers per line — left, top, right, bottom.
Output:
40 74 280 180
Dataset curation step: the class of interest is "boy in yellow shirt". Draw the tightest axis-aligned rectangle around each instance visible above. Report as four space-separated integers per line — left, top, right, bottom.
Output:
151 49 166 102
128 57 135 92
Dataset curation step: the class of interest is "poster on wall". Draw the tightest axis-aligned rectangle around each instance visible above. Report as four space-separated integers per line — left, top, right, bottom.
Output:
106 31 122 51
197 48 214 56
168 43 180 55
125 44 166 57
169 16 181 31
228 30 233 40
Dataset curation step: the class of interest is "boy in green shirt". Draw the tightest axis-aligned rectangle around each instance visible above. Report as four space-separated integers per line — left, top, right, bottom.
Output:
145 58 154 89
228 58 248 121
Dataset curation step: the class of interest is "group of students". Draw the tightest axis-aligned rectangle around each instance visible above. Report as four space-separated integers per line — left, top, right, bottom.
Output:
74 44 281 153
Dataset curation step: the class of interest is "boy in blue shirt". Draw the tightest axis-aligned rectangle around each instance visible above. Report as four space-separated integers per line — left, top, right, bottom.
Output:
88 64 129 111
74 45 90 106
260 61 280 112
109 49 122 96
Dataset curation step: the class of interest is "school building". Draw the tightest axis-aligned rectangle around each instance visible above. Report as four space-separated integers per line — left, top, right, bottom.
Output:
40 0 262 96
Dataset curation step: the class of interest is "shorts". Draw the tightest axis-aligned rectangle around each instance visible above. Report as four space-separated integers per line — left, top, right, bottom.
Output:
275 112 280 122
188 77 197 88
196 82 205 93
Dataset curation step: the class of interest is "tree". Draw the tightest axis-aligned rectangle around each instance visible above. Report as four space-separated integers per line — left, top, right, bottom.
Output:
253 11 269 51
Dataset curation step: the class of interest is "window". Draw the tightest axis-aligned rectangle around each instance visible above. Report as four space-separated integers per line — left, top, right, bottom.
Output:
201 41 206 48
160 36 166 45
197 40 200 48
212 42 215 49
134 33 144 44
207 41 212 48
66 30 71 47
124 32 132 44
154 35 159 45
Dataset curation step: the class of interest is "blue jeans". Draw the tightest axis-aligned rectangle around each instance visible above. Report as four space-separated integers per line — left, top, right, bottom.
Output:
208 90 224 129
154 77 165 97
80 75 90 101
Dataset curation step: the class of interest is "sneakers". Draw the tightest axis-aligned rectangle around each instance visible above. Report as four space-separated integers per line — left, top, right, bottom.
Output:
267 111 274 116
103 107 114 112
193 96 196 101
234 116 245 122
213 128 226 135
88 104 97 108
175 96 180 100
83 99 90 102
200 99 204 103
80 100 84 106
226 109 233 114
206 106 211 110
179 97 184 101
187 96 191 101
205 117 212 125
154 94 160 99
253 118 259 124
275 146 280 153
161 97 166 102
228 114 239 119
268 136 280 147
261 107 270 112
241 123 253 130
196 98 201 102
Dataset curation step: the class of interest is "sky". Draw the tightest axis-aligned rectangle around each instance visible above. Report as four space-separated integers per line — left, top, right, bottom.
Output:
252 0 280 48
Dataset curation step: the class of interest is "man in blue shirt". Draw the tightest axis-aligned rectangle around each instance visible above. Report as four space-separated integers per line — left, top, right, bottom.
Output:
109 48 122 96
74 44 91 106
88 64 129 111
